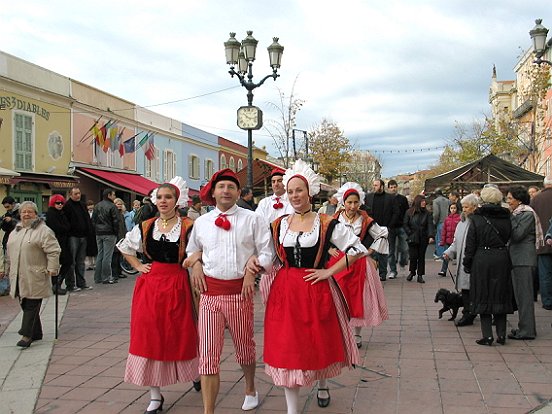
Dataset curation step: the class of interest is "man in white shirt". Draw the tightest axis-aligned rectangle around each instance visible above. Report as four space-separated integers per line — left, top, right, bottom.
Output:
255 168 294 224
187 168 274 414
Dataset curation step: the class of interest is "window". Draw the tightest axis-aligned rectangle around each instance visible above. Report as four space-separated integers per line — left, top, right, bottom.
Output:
204 159 214 180
237 159 243 171
145 147 160 182
164 149 177 181
220 154 227 169
229 156 235 172
14 113 33 170
189 154 200 179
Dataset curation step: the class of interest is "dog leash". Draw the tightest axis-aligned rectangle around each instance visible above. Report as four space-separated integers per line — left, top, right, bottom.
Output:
447 267 460 293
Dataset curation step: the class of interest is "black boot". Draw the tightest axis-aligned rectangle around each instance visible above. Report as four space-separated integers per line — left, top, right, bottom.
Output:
407 272 415 281
455 313 475 326
417 275 425 283
51 276 66 295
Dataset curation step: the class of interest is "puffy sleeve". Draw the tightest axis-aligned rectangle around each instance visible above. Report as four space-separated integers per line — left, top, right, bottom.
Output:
331 222 368 256
116 225 142 256
368 222 389 254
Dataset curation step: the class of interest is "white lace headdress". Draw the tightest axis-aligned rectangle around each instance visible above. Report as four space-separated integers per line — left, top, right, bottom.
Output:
150 176 189 207
282 159 321 197
335 182 365 204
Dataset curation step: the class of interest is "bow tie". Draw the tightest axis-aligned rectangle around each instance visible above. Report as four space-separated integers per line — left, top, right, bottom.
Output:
273 197 284 209
215 213 231 230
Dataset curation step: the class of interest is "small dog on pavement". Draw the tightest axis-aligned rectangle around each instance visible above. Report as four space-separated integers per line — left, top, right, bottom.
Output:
434 288 463 321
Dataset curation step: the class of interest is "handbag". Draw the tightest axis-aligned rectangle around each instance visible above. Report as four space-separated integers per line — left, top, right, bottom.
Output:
0 276 10 296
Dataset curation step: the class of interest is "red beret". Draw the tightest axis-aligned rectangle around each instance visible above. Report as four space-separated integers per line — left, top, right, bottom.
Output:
200 168 241 206
270 168 285 178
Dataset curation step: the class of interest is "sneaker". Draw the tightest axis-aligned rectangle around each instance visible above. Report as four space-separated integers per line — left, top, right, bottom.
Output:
242 392 259 411
437 271 446 277
79 286 94 290
433 254 440 260
68 287 81 292
387 271 397 279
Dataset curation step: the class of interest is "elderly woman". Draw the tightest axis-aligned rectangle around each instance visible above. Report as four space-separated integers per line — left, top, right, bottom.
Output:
3 201 60 348
463 186 512 346
506 186 541 340
443 194 480 326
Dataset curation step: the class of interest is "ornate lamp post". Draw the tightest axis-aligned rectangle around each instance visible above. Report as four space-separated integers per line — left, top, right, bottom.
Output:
530 19 552 65
224 31 284 188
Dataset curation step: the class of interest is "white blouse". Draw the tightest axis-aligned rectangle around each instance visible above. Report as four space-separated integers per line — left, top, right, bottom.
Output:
280 213 368 255
116 219 182 256
336 212 389 254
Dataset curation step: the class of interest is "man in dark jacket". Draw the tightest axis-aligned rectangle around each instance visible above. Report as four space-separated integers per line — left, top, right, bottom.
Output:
531 175 552 311
1 196 20 253
63 187 94 291
387 180 410 278
92 188 119 285
364 179 400 281
433 188 450 259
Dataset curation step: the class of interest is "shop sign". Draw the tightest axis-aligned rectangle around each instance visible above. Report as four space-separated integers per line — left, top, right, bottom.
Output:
0 96 50 121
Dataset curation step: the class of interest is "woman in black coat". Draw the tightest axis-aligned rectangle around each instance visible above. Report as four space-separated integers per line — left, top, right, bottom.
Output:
45 194 71 295
403 194 434 283
463 186 513 346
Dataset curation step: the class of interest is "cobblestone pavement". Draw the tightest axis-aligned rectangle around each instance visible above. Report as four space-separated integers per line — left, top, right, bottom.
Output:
1 256 551 413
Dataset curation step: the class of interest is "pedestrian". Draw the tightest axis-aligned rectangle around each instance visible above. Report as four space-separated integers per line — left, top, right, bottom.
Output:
237 186 255 210
364 179 400 281
330 182 389 349
85 200 97 271
1 196 20 254
438 203 461 277
1 201 60 348
117 177 199 414
112 198 129 281
63 187 94 291
506 186 541 340
442 194 480 326
261 160 363 413
92 188 119 285
128 199 141 225
404 195 434 283
528 185 540 200
463 186 513 346
186 168 274 413
134 196 158 225
186 195 207 221
45 194 71 295
255 168 294 224
530 175 552 311
317 190 339 215
432 188 450 259
387 179 409 278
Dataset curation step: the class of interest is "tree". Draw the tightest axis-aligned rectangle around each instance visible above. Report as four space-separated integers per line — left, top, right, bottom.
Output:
308 119 351 183
263 76 304 168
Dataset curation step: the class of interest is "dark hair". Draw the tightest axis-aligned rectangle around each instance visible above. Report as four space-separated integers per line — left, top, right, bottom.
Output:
191 195 201 204
449 190 459 198
241 187 252 196
388 179 398 187
375 179 385 188
157 183 179 201
103 188 115 199
2 196 15 204
407 195 426 216
508 185 530 205
86 200 95 206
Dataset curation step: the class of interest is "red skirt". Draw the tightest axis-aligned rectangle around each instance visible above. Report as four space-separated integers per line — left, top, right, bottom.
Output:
264 267 346 370
328 252 365 318
129 262 198 361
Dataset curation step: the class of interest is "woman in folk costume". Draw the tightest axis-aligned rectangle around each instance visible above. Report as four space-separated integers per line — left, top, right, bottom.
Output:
329 182 389 348
261 160 365 414
116 177 199 414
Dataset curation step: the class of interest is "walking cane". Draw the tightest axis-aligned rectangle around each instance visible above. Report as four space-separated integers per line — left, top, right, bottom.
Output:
54 280 59 340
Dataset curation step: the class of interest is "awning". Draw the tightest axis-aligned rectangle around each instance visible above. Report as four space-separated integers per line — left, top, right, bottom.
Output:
0 167 20 185
78 167 158 196
10 172 78 189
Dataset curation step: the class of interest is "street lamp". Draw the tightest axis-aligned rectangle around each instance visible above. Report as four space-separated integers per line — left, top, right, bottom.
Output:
224 31 284 188
529 19 552 65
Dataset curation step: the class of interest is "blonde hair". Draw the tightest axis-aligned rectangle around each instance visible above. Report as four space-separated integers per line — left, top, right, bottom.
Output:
480 187 503 205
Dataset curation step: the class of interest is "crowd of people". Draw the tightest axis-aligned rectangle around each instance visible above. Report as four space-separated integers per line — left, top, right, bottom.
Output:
1 165 551 413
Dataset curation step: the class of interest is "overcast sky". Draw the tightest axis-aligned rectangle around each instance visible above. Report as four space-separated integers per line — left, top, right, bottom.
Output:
1 1 550 176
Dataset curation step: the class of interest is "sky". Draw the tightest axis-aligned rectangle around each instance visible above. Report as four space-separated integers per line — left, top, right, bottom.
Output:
1 1 550 177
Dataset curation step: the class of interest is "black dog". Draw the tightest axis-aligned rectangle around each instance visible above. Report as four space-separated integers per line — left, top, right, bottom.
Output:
434 288 463 321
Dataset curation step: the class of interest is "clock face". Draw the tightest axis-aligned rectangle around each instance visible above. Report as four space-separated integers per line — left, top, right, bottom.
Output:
237 106 262 130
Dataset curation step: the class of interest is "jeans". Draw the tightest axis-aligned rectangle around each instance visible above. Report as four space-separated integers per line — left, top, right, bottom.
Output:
537 254 552 307
388 227 409 273
95 235 117 283
373 252 388 279
68 236 88 289
440 244 451 273
434 223 445 257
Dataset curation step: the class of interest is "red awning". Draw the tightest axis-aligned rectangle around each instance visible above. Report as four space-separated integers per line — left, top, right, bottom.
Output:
79 168 158 196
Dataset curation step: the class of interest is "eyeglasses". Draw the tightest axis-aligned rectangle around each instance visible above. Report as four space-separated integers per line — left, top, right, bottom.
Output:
55 202 64 205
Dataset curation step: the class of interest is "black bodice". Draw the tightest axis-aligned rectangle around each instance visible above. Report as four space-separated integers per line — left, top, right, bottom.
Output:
145 224 180 263
283 240 320 268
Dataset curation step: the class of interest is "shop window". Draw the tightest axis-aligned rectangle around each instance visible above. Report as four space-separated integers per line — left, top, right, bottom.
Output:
14 113 33 170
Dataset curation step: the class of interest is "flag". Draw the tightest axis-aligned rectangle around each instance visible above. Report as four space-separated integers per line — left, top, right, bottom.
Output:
123 136 136 153
92 124 104 146
144 136 155 161
109 126 119 151
136 132 151 150
119 142 125 157
80 116 102 143
101 122 112 152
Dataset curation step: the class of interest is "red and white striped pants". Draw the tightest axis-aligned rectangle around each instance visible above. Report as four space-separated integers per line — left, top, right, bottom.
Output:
198 293 255 375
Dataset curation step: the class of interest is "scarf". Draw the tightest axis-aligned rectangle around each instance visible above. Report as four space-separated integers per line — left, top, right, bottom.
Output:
512 204 544 249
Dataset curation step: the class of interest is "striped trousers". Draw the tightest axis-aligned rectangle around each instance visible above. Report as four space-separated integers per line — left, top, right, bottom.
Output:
198 293 255 375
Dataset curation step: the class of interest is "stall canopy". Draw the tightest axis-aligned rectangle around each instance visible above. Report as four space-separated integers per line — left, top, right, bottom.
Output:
424 154 544 194
78 167 159 196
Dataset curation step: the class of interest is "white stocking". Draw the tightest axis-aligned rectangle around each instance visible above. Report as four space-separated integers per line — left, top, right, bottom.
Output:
147 386 162 411
284 386 300 414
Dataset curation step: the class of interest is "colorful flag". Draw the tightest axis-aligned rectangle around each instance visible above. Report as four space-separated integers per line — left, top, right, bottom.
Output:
109 126 119 151
123 136 136 153
92 124 104 146
144 136 155 161
119 142 125 157
136 132 151 150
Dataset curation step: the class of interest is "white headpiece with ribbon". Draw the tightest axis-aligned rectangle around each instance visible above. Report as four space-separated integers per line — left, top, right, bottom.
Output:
151 176 189 207
335 182 365 205
282 159 321 197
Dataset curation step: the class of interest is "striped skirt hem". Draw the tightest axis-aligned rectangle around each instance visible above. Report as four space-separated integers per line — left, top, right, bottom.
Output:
124 353 199 387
